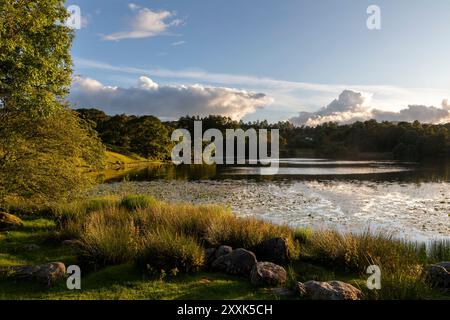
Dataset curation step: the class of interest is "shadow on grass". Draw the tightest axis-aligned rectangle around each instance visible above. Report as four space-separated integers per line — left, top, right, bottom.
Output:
0 264 275 300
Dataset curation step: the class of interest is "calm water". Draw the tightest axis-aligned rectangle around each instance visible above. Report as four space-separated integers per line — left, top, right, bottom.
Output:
95 159 450 241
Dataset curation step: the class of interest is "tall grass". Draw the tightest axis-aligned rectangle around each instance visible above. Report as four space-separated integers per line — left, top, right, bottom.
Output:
135 229 205 273
55 195 298 273
120 195 157 211
301 229 429 273
427 239 450 262
53 194 449 296
77 207 138 269
297 229 450 300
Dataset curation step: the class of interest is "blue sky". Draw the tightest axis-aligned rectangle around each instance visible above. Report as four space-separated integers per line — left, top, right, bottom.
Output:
69 0 450 124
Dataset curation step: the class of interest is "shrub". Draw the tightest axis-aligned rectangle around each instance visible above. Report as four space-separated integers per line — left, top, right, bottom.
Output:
120 195 157 211
135 229 205 274
77 207 138 269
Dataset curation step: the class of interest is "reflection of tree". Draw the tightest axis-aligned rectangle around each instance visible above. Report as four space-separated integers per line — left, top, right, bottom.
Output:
102 164 218 183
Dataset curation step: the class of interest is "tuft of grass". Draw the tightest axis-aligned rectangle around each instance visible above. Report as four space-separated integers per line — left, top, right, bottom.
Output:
301 229 427 273
427 239 450 263
363 265 433 300
205 216 299 259
136 229 205 274
120 195 157 211
51 196 119 240
77 207 138 269
294 227 312 244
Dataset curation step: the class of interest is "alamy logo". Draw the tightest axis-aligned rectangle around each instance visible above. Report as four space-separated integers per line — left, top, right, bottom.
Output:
171 121 279 174
367 5 381 30
66 5 82 30
366 265 382 290
66 265 81 290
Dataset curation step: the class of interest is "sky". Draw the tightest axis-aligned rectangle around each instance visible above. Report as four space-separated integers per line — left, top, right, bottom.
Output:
68 0 450 124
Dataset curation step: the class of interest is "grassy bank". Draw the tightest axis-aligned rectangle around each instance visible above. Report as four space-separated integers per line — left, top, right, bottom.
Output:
0 196 449 300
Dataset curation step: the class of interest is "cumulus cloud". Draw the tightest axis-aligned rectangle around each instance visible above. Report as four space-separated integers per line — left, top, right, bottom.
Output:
69 76 272 120
290 90 450 126
443 99 450 111
103 4 183 41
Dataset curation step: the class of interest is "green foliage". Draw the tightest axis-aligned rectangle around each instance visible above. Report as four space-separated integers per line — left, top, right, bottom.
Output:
0 109 105 206
120 195 157 211
77 110 173 160
0 0 73 116
77 110 450 163
0 1 105 207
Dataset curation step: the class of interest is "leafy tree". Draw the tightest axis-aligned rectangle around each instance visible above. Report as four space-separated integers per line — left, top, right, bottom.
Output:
0 1 104 206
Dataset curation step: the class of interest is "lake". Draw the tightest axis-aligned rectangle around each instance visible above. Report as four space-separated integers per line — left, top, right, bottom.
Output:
94 159 450 242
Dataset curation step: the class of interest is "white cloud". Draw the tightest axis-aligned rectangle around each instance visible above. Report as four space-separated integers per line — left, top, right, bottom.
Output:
69 76 272 120
103 5 183 41
171 40 186 46
290 90 450 126
74 58 450 115
443 99 450 111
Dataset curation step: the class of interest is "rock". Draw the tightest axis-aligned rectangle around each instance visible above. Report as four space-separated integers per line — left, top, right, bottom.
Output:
211 248 257 276
23 244 40 251
62 239 82 247
0 212 23 231
253 238 290 265
425 262 450 288
215 245 233 259
0 262 66 286
295 281 363 300
204 248 217 265
250 262 287 287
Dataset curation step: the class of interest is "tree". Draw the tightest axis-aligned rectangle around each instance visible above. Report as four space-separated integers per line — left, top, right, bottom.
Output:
0 0 105 206
0 109 105 205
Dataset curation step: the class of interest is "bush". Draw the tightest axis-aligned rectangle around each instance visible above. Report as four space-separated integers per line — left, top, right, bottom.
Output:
136 229 205 274
77 207 138 269
120 195 157 211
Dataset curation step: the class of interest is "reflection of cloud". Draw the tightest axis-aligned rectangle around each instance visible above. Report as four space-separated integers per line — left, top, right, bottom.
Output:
103 4 183 41
290 90 450 126
69 76 272 120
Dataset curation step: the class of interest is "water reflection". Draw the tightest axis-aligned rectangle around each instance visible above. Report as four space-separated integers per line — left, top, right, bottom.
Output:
100 159 450 183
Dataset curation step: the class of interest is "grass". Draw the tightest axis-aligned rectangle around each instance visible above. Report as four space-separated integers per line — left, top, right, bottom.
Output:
104 151 148 167
120 195 158 211
0 196 449 300
0 215 274 300
54 197 300 272
136 229 205 274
